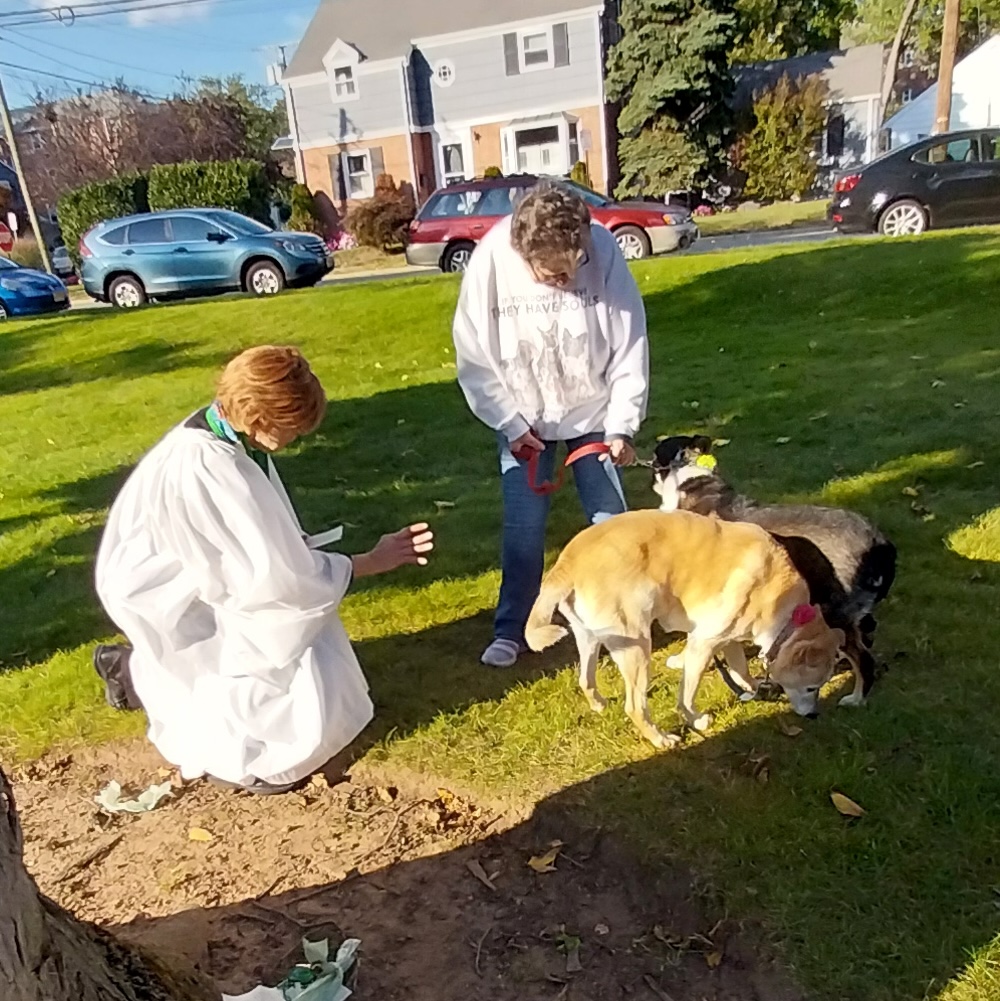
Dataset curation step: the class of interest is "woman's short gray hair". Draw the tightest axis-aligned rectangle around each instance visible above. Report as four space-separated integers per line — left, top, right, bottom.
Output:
511 181 591 265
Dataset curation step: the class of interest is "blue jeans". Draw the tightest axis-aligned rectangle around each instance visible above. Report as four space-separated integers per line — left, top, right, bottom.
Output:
494 431 628 643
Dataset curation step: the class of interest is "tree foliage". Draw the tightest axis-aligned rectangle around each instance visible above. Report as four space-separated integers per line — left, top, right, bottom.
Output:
732 0 858 63
148 160 269 220
57 173 150 263
738 73 829 200
606 0 736 197
18 76 288 214
288 184 324 235
847 0 1000 68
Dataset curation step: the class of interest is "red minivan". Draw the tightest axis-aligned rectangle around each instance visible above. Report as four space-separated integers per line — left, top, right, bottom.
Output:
405 175 699 272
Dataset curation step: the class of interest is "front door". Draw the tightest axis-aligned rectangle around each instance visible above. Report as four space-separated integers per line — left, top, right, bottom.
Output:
515 125 565 175
167 215 237 289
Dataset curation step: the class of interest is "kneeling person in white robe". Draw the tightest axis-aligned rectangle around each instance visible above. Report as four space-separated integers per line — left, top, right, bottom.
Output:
93 345 434 795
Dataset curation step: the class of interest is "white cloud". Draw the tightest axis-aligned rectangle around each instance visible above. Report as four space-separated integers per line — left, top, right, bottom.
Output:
29 0 216 28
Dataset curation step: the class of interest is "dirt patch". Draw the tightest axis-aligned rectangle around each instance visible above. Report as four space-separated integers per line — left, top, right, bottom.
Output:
13 742 802 1001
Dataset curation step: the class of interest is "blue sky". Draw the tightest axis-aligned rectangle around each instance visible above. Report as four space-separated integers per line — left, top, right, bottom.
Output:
0 0 321 108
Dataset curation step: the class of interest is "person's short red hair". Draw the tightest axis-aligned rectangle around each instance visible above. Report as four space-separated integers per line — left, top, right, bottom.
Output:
217 345 326 439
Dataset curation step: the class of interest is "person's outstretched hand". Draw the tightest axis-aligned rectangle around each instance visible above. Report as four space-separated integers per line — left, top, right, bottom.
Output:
608 437 636 467
352 524 434 578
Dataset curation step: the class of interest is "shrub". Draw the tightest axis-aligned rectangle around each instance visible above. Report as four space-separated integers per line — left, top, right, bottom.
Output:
58 173 150 264
345 174 415 250
148 159 270 221
569 161 592 189
483 166 503 179
739 73 829 202
287 183 323 234
6 238 43 270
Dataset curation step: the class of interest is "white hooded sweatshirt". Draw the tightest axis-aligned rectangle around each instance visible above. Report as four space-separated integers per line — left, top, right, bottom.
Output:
453 217 649 443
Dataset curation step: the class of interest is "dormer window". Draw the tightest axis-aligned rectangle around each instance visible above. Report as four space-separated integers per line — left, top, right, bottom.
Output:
334 66 357 100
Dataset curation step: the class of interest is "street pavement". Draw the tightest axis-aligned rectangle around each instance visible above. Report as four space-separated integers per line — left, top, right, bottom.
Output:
68 225 851 309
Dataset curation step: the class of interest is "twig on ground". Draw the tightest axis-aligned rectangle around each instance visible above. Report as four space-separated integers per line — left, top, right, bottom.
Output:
353 799 431 867
255 874 285 900
643 974 676 1001
472 924 493 977
56 833 124 884
248 899 310 929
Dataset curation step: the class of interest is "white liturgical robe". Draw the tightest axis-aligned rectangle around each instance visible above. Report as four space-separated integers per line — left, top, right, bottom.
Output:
95 414 374 786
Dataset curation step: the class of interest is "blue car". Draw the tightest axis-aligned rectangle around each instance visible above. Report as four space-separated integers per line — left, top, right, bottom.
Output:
0 257 69 320
79 209 333 308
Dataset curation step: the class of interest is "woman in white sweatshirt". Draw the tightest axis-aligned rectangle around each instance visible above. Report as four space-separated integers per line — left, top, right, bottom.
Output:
452 182 650 668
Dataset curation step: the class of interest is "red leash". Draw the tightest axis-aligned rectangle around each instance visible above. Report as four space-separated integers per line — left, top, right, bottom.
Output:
512 439 612 496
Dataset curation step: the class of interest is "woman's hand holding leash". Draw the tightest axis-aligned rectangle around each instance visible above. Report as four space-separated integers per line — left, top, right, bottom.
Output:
352 523 434 578
510 429 545 457
608 438 636 467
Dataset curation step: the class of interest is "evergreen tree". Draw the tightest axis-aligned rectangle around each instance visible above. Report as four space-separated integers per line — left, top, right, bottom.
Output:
606 0 737 197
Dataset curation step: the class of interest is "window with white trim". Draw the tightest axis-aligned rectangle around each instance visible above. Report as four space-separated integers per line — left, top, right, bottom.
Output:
900 47 915 68
441 144 466 185
344 151 373 198
519 28 554 71
333 65 357 100
901 87 914 103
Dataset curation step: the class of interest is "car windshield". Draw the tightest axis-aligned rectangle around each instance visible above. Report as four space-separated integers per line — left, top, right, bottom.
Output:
561 180 610 208
208 211 272 236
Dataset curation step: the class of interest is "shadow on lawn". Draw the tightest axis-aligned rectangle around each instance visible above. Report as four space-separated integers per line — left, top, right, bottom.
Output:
9 234 1000 997
0 311 231 396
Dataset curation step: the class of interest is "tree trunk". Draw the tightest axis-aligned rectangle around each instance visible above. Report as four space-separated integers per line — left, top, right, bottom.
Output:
880 0 921 126
0 767 217 1001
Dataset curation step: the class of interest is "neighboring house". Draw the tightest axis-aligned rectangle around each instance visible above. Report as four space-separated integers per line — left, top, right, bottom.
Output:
893 45 935 109
733 44 885 187
278 0 620 215
884 36 1000 149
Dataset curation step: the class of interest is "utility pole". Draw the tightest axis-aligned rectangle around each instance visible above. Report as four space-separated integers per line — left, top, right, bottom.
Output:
0 70 52 273
934 0 962 133
276 44 306 183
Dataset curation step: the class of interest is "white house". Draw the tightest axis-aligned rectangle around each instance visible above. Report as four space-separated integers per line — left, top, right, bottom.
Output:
884 36 1000 148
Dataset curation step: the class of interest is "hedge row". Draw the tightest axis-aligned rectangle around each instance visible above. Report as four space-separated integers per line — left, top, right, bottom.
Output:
58 159 269 262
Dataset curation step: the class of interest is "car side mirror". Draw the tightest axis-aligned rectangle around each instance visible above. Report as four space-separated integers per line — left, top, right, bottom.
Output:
207 232 230 244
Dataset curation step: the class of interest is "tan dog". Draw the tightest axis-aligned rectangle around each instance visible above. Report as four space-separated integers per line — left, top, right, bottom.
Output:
525 510 849 748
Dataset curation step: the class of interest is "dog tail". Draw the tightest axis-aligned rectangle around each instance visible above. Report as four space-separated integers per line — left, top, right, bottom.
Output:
525 564 573 652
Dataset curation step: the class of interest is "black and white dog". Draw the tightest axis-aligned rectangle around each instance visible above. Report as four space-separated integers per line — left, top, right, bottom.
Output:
653 435 897 705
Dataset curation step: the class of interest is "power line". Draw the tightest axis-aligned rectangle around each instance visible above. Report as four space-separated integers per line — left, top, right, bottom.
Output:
0 0 300 29
3 25 186 81
0 57 165 98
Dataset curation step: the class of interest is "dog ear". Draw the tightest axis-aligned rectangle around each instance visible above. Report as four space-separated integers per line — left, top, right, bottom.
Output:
692 435 714 454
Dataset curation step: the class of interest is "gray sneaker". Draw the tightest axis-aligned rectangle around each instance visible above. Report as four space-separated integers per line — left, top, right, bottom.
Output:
480 638 522 668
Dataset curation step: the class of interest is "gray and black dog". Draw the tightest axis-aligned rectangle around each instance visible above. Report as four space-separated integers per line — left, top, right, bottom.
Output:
652 435 897 704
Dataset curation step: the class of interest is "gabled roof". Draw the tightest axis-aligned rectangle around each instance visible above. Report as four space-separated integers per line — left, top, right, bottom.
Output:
732 43 885 108
285 0 599 76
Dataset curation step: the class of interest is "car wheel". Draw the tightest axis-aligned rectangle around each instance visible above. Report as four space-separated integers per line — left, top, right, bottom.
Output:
0 301 9 321
614 225 652 260
442 242 475 273
109 275 146 309
246 260 286 297
878 199 928 237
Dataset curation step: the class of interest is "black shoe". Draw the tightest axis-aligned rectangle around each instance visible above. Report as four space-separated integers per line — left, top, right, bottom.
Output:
207 775 303 796
93 644 142 711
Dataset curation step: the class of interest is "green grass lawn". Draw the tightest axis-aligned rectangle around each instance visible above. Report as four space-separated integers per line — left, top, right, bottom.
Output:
4 230 1000 1000
698 198 828 235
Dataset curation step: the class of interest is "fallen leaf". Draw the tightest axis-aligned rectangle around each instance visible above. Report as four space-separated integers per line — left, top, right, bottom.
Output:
931 379 945 388
528 844 562 873
808 340 818 350
466 859 497 892
808 411 829 421
594 923 610 936
779 721 804 737
902 485 921 497
374 361 383 369
967 461 985 469
830 792 865 817
756 767 770 784
156 767 172 780
954 401 967 409
434 500 456 511
377 786 397 804
775 436 791 445
712 438 731 447
910 354 927 360
706 950 723 968
565 943 583 973
46 438 56 446
188 827 214 842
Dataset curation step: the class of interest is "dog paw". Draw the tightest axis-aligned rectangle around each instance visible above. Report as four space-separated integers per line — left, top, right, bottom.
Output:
666 653 684 670
585 694 608 713
650 729 682 750
839 692 866 708
692 713 714 733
